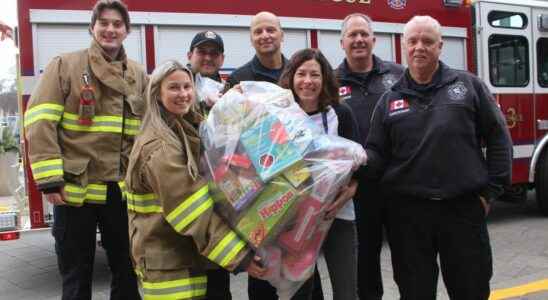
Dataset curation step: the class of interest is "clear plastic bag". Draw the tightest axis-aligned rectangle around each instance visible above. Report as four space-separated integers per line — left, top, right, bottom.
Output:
195 73 225 106
200 81 365 299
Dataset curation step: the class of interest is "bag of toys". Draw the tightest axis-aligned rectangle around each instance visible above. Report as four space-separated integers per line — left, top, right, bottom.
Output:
200 81 365 299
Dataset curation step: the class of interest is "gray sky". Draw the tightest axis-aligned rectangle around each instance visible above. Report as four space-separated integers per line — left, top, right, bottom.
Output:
0 0 18 81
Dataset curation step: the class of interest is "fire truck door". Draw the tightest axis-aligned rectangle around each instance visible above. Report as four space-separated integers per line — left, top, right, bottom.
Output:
532 7 548 140
476 1 535 176
531 6 548 215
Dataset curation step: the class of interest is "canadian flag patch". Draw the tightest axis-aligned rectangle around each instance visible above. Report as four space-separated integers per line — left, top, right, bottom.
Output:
389 99 409 111
339 86 352 96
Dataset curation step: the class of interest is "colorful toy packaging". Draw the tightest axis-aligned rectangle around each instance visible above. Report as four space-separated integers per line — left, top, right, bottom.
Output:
199 81 366 299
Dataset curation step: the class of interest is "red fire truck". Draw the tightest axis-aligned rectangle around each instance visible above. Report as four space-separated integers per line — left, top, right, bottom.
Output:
6 0 548 237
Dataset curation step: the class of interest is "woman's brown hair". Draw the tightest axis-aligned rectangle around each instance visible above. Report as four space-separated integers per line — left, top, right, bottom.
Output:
279 48 340 112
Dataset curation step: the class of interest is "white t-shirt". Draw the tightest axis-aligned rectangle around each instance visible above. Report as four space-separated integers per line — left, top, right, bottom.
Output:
308 107 356 221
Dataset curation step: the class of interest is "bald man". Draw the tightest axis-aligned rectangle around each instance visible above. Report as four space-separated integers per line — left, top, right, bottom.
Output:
364 16 512 299
230 12 321 300
226 11 288 87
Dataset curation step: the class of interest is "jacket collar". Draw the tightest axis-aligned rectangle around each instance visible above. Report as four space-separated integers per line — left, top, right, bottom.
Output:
250 54 288 81
391 61 458 97
88 40 136 96
337 55 389 85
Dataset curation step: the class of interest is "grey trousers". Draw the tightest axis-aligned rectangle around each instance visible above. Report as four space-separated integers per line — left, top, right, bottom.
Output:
322 218 359 300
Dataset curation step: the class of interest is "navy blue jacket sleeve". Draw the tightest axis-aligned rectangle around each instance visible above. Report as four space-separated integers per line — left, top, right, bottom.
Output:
364 94 390 180
474 78 513 201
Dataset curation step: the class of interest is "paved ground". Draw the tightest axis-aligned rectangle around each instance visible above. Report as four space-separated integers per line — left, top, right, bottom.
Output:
0 193 547 299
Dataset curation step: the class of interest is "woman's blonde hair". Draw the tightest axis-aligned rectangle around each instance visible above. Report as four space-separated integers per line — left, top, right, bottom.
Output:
141 59 197 151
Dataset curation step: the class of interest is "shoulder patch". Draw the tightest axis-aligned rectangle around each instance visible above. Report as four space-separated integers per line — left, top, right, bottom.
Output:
382 73 398 89
388 99 411 116
339 86 352 97
447 81 468 101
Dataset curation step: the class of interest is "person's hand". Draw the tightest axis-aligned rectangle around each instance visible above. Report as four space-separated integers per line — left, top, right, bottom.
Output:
352 147 367 171
324 180 358 220
45 191 66 206
203 92 222 108
479 196 491 216
230 84 243 94
246 255 266 279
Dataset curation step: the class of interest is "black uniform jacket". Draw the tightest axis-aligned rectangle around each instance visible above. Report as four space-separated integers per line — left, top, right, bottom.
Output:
227 55 288 87
336 55 404 147
365 62 512 201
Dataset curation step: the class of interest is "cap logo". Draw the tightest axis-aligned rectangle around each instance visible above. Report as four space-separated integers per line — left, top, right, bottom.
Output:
205 31 217 39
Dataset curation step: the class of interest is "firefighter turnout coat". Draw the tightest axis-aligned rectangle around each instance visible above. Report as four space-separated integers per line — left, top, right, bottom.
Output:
125 111 251 299
24 40 147 206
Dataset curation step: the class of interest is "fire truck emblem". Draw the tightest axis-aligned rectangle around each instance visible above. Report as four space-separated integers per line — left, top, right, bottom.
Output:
505 107 523 129
382 74 398 89
447 81 468 101
388 0 406 10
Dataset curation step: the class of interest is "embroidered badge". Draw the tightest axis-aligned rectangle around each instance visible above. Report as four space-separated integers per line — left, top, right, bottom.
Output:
205 31 217 39
388 99 410 116
339 86 352 97
382 74 398 89
388 0 406 10
447 81 468 101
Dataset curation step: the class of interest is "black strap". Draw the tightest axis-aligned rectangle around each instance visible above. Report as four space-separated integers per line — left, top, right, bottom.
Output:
321 111 328 134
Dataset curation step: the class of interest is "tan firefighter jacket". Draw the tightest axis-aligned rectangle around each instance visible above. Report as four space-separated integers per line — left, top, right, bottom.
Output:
125 111 251 298
24 40 147 206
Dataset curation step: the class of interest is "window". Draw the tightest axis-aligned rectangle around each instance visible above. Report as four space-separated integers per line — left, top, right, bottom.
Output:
539 38 548 87
488 11 527 29
488 34 529 87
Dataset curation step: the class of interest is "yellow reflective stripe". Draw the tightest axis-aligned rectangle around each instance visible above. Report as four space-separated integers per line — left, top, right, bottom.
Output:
61 123 123 133
165 185 213 232
64 183 108 205
125 118 141 126
142 276 207 289
126 191 163 213
220 238 246 268
127 193 157 201
24 103 64 127
26 103 64 115
124 118 141 136
208 231 246 267
62 113 123 123
33 169 64 180
118 181 127 199
65 184 85 193
166 186 208 222
31 159 63 180
88 184 107 191
175 198 212 232
142 276 207 300
30 159 63 169
61 112 123 133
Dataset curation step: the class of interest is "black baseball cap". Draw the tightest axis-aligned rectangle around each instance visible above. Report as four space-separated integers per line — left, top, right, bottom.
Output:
190 31 224 53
